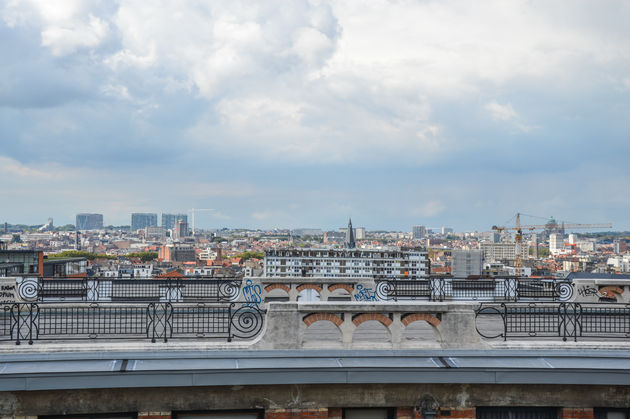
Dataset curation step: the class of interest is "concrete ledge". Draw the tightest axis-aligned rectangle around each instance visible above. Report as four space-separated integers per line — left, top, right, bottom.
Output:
3 349 630 392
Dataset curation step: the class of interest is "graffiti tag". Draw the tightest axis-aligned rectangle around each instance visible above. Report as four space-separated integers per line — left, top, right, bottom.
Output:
242 279 262 307
577 286 599 297
354 284 378 301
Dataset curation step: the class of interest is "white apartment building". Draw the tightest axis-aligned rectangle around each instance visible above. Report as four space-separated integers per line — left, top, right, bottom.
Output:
452 249 483 278
264 247 428 279
607 255 630 272
480 243 529 262
549 233 566 255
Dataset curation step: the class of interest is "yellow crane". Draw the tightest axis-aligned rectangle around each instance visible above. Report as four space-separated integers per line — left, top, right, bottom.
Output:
492 213 612 270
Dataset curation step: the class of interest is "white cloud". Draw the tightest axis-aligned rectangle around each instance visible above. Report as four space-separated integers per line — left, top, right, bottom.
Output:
41 14 109 56
0 156 55 178
4 0 109 55
485 101 517 121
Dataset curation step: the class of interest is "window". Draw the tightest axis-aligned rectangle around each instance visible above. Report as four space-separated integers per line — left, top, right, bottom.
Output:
175 410 263 419
343 408 395 419
595 409 630 419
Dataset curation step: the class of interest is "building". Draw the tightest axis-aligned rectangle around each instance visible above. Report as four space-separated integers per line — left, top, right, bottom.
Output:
172 220 189 240
0 250 43 277
264 247 428 279
614 240 628 254
42 257 88 277
158 244 196 263
451 250 482 278
480 243 529 263
355 227 366 240
549 233 565 255
412 225 426 240
3 294 630 419
75 213 103 230
131 213 158 231
162 213 188 230
441 227 454 235
146 226 166 239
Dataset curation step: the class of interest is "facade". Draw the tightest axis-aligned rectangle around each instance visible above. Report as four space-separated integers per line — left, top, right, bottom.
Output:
162 213 188 230
172 220 189 240
480 243 529 263
2 299 630 419
75 213 103 230
146 226 166 239
264 247 428 279
0 250 43 277
451 249 482 278
158 244 196 263
549 233 565 255
131 213 158 231
42 257 88 277
412 225 426 240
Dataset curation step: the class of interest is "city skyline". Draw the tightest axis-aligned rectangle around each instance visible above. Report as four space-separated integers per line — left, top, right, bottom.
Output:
1 1 629 230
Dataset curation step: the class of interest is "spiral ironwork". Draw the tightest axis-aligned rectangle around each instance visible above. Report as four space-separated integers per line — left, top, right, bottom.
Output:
219 280 242 301
375 281 391 300
230 304 265 339
474 304 505 339
17 278 38 301
555 282 574 301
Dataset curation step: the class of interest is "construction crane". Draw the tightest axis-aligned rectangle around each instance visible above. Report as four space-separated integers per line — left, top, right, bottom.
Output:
492 213 612 271
188 208 214 237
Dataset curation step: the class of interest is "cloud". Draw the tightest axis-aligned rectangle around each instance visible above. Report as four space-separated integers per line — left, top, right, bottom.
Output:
0 156 55 178
1 0 630 230
485 101 517 121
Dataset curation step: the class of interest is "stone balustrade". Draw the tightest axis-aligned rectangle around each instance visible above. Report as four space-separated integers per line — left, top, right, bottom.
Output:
257 277 378 302
253 302 485 350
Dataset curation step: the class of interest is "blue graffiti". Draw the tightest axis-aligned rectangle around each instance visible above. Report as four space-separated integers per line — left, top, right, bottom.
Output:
242 279 262 307
354 284 378 301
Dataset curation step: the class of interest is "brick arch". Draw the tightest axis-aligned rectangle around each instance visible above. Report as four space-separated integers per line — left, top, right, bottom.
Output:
328 283 354 294
352 313 393 327
264 283 291 294
401 313 441 327
297 284 323 293
303 313 343 327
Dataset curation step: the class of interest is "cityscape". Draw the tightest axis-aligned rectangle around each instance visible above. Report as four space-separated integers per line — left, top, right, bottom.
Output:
0 212 625 280
2 1 630 419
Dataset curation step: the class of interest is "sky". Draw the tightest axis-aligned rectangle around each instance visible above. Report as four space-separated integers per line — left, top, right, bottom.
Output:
1 0 629 231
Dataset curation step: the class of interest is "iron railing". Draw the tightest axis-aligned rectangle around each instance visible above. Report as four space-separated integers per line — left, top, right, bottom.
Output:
0 302 265 345
20 278 243 303
475 302 630 341
376 278 573 302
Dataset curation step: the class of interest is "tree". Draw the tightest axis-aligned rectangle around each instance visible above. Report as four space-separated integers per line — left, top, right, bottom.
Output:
126 252 158 262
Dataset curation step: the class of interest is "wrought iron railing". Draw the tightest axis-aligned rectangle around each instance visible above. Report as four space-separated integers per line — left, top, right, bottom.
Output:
0 302 265 345
376 278 573 302
19 278 243 303
475 302 630 341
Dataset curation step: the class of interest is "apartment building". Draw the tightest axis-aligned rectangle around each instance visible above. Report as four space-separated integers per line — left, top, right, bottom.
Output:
451 249 482 278
264 247 428 279
480 242 529 262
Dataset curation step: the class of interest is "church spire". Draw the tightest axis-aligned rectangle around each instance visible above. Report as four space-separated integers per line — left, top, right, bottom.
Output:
346 217 356 249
